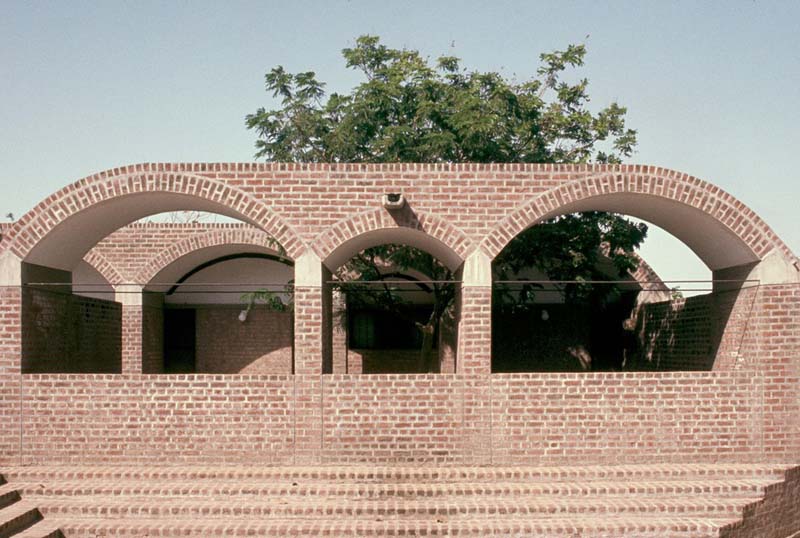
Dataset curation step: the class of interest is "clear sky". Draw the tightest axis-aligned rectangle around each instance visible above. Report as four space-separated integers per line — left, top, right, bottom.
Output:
2 0 798 284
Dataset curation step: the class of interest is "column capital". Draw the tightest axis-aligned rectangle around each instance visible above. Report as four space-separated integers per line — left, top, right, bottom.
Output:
115 284 143 306
295 250 323 287
462 250 492 288
0 251 22 287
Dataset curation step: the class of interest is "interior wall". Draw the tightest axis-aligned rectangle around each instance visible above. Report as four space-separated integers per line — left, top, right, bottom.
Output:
195 306 293 374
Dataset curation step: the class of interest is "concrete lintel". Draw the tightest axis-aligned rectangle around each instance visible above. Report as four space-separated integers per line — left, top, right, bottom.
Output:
462 250 492 288
294 250 323 287
115 283 144 306
741 250 800 286
0 250 22 286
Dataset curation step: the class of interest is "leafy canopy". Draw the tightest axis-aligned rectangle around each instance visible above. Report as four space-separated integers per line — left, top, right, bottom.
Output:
246 35 637 164
246 36 646 331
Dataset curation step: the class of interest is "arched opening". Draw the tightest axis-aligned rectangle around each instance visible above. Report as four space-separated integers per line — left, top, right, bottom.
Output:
490 203 759 373
144 239 294 375
322 228 463 374
12 173 302 374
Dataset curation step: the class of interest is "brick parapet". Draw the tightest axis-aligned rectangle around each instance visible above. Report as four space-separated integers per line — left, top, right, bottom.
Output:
0 369 786 466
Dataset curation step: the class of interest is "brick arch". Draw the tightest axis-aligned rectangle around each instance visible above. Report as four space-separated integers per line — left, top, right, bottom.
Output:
82 250 125 286
481 168 797 271
2 164 305 271
135 226 290 285
312 208 475 271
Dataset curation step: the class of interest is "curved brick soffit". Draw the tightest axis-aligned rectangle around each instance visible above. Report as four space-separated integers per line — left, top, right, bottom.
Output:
1 166 307 263
311 207 476 265
82 250 126 286
134 227 289 285
481 169 798 264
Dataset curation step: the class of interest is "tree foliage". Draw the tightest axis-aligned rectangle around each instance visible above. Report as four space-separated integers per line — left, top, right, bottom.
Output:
246 36 646 368
246 36 636 164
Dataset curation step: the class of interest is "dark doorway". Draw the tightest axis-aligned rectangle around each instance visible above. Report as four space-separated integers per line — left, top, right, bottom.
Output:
164 309 196 373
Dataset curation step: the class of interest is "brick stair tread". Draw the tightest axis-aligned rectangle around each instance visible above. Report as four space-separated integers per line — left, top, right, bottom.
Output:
31 494 762 518
47 515 740 537
3 463 792 483
0 482 21 509
0 500 42 535
8 520 62 538
12 477 777 498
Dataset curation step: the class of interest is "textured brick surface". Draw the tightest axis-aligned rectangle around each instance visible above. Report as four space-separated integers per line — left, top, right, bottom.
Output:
1 463 798 538
3 163 795 276
0 162 797 472
196 307 292 374
21 287 121 373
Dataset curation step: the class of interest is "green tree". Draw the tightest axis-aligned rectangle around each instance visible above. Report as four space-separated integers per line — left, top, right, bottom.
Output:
246 35 646 370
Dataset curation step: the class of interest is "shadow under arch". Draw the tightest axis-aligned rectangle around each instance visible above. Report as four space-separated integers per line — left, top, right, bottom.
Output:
483 170 796 373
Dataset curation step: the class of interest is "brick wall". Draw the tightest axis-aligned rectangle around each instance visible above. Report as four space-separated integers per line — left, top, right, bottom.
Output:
0 287 21 465
634 295 716 370
5 369 779 466
195 306 292 374
347 349 438 374
21 287 121 373
18 374 295 465
321 375 462 464
491 371 761 464
720 465 800 538
743 285 800 460
1 163 798 467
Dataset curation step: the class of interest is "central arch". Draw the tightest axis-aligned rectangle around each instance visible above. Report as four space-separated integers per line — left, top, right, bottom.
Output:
313 207 474 272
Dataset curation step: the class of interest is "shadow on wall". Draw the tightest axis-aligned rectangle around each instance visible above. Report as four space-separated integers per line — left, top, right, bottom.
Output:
631 286 759 371
192 306 293 374
492 286 759 373
21 286 122 373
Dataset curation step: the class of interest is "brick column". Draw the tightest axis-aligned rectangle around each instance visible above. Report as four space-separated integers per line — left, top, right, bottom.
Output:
0 251 22 464
456 251 493 464
291 250 326 463
456 250 492 375
293 250 331 375
117 284 143 374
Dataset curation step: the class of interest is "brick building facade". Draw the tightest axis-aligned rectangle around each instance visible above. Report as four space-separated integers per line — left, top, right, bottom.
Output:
1 162 798 468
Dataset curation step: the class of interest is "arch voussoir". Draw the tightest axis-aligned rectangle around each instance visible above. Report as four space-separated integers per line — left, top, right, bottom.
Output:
480 170 796 268
82 251 125 286
134 226 290 285
3 168 306 267
312 208 476 267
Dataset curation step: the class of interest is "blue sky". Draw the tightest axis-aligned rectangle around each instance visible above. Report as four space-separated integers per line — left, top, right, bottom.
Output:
1 0 798 283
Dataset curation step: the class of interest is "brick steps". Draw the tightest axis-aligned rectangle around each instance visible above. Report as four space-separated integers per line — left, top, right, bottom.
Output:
34 494 762 519
10 473 778 496
5 521 62 538
0 500 42 538
3 463 788 483
12 477 777 498
1 464 794 537
53 516 737 537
